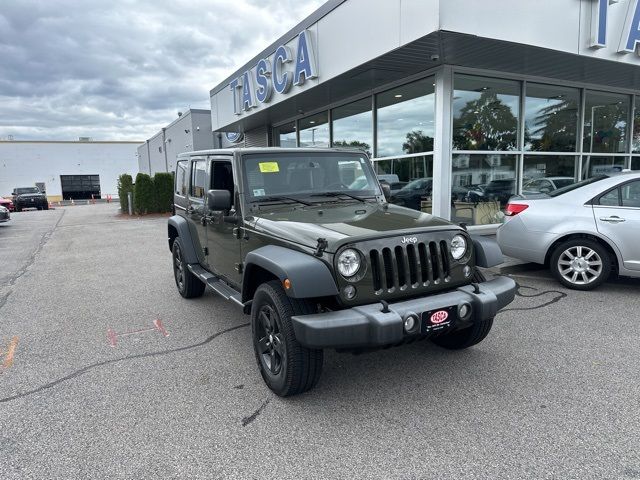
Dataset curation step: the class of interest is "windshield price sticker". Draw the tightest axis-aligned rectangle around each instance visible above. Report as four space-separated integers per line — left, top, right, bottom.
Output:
253 188 266 197
259 162 280 173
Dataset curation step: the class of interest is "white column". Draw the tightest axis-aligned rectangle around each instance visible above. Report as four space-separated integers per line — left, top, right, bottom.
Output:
432 66 453 220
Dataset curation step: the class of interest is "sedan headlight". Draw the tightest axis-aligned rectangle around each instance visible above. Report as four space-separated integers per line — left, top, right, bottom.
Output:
337 248 361 277
450 234 468 260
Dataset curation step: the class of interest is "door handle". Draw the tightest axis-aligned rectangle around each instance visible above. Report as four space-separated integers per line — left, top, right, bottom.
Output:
600 216 626 223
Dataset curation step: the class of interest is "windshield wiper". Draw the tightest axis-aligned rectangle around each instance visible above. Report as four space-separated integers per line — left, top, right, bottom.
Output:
253 195 312 206
310 191 368 203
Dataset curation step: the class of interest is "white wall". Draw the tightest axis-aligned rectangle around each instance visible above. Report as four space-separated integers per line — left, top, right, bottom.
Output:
211 0 640 132
137 143 150 175
147 132 166 175
0 141 139 197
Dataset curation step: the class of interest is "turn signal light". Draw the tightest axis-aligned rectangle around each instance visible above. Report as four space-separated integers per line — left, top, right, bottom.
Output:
505 203 529 216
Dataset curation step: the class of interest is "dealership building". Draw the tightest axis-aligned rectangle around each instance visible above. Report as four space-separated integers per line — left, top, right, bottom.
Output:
207 0 640 230
0 140 140 202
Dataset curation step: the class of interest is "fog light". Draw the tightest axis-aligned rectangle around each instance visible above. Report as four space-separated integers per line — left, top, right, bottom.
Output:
404 313 419 333
463 266 472 277
344 285 357 300
459 303 471 320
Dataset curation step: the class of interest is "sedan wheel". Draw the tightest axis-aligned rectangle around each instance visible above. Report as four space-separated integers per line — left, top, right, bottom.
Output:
551 239 611 291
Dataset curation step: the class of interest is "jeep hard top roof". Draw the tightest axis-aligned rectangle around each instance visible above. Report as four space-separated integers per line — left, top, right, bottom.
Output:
176 147 369 160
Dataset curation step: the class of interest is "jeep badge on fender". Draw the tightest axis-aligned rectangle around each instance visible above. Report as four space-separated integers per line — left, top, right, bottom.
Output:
167 148 516 397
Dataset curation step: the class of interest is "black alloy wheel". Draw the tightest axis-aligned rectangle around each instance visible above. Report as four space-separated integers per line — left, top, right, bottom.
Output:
172 238 205 298
255 304 285 377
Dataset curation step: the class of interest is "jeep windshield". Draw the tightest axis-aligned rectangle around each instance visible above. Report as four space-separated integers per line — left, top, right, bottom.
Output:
243 152 381 203
16 187 40 194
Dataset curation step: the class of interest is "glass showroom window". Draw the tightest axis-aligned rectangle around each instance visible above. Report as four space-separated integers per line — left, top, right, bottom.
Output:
453 75 520 151
523 156 579 193
332 98 373 157
632 157 640 170
583 91 630 154
451 154 517 226
376 78 435 158
374 155 434 213
583 156 627 177
633 96 640 154
299 112 329 147
275 122 297 147
524 84 579 152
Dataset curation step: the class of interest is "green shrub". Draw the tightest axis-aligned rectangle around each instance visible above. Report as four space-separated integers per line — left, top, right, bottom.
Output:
153 172 174 213
133 173 155 214
117 174 133 213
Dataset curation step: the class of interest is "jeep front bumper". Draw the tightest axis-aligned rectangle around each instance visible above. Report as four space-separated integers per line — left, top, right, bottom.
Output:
291 276 516 349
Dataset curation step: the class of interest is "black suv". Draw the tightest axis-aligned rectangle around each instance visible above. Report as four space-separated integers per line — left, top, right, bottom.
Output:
168 148 516 396
12 187 48 211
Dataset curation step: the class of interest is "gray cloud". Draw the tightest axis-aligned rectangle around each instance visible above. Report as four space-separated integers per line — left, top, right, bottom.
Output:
0 0 323 141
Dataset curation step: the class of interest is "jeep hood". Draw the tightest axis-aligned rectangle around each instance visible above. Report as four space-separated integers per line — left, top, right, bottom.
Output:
252 202 456 252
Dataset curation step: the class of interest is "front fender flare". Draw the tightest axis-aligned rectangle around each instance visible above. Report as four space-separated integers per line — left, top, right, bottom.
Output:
243 245 339 300
471 235 504 268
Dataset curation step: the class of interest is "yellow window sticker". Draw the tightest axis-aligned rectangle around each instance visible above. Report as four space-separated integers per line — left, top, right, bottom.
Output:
259 161 280 173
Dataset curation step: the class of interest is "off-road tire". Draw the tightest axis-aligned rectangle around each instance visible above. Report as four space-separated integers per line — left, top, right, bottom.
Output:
43 203 49 210
251 280 323 397
430 267 493 350
15 206 21 212
172 238 205 298
550 238 611 291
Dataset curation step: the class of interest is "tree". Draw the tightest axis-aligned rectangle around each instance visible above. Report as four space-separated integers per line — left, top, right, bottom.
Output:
453 92 518 150
527 98 578 152
402 130 434 154
332 140 371 157
117 174 133 213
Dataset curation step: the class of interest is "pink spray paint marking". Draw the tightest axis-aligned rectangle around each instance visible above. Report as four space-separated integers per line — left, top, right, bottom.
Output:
107 318 169 347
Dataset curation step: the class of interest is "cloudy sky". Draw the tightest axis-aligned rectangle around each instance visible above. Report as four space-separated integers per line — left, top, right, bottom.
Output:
0 0 323 141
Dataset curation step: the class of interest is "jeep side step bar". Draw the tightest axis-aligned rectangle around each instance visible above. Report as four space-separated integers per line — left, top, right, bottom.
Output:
187 264 245 308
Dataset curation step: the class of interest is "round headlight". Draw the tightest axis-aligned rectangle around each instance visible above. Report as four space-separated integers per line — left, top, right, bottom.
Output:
337 248 361 277
450 234 468 260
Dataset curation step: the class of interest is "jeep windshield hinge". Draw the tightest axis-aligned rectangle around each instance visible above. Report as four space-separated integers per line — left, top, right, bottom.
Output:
203 247 209 256
314 237 328 257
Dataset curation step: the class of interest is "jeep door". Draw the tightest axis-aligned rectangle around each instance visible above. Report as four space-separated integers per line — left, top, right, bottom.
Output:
206 158 242 287
186 157 208 264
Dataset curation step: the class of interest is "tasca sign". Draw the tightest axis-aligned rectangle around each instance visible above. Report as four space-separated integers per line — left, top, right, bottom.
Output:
229 30 317 116
590 0 640 53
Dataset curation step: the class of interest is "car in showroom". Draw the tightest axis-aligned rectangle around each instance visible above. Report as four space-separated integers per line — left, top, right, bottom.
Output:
497 172 640 290
0 197 14 212
0 205 10 223
522 176 576 195
390 177 433 210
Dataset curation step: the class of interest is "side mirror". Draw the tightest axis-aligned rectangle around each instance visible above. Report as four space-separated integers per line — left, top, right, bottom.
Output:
207 189 231 211
380 183 391 200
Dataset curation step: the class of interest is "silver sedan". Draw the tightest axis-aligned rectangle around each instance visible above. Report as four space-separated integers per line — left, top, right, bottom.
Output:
497 172 640 290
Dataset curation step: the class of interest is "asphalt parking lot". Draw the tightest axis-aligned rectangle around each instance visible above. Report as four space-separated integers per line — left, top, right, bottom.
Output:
1 204 639 479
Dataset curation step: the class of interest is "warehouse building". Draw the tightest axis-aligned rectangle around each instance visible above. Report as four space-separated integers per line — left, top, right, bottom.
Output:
0 140 140 202
137 109 224 176
208 0 640 230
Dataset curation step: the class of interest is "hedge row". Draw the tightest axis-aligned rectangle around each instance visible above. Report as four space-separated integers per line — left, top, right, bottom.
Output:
119 172 174 214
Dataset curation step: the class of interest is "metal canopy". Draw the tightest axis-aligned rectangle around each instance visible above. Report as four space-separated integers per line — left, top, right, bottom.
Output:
217 31 640 133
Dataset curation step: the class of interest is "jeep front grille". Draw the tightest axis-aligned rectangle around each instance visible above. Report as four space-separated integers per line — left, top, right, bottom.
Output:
369 241 450 293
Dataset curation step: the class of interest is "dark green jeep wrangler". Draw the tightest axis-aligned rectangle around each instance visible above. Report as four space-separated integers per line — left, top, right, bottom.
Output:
168 148 516 396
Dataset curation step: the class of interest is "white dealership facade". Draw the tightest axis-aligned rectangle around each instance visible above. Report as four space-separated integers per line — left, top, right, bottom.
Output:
208 0 640 228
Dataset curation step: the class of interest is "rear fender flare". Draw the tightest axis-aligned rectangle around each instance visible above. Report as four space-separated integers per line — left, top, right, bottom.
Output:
168 215 199 264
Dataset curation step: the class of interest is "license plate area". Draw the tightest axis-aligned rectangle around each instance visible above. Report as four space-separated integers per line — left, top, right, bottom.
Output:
421 306 457 334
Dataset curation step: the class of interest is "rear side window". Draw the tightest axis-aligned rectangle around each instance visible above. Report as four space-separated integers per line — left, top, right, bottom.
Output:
175 161 188 196
190 160 207 198
548 176 607 197
621 181 640 208
596 180 640 207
